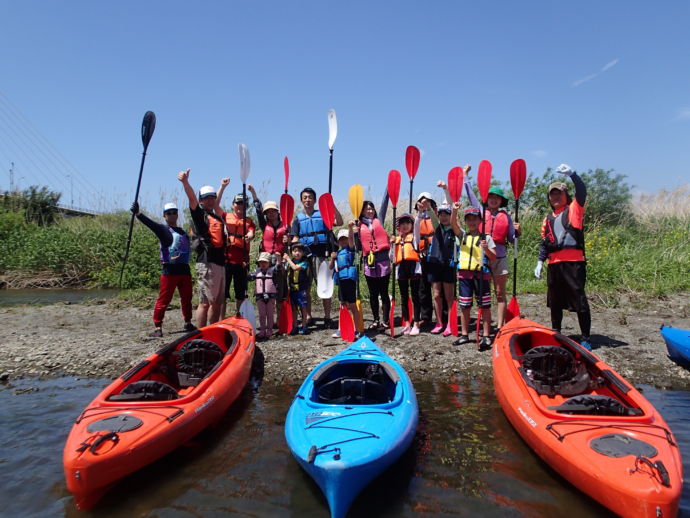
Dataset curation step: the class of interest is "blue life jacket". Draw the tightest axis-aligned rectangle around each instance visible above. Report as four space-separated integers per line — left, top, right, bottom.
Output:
334 247 357 282
297 210 328 247
160 227 190 264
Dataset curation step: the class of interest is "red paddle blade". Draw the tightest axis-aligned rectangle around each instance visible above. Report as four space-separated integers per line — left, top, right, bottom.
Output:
278 299 292 334
280 193 294 226
389 301 396 338
405 146 420 180
283 156 290 192
339 306 355 342
449 300 458 337
318 193 335 230
477 160 492 203
510 159 527 200
505 296 520 323
407 298 413 325
447 166 464 203
387 169 402 207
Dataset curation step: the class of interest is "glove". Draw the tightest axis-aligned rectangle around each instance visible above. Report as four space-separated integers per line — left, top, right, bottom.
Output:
534 260 544 279
130 201 140 215
556 164 573 176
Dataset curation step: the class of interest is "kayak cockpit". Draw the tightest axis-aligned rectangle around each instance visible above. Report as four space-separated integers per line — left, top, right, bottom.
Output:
310 360 399 405
105 328 239 402
508 329 645 418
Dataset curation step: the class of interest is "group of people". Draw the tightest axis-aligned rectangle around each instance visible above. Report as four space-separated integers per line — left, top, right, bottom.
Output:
132 163 592 350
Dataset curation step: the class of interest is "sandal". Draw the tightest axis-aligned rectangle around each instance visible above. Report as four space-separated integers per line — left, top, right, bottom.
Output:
453 335 470 346
368 321 380 330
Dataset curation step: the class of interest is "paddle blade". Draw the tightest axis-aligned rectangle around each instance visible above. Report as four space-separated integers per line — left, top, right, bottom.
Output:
355 299 364 333
447 166 464 203
141 111 156 151
477 160 492 203
278 299 292 334
348 184 364 220
510 159 527 200
449 300 458 337
283 156 290 192
318 193 335 230
328 109 338 150
239 144 251 183
505 296 521 323
407 298 413 326
405 146 420 180
280 193 294 226
339 306 355 342
239 299 256 331
389 300 396 337
387 169 402 207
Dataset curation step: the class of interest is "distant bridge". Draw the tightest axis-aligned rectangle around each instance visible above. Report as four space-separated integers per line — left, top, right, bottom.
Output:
55 204 100 217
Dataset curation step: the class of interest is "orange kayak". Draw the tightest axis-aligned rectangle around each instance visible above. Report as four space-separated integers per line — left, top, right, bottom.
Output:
492 317 683 518
63 316 255 510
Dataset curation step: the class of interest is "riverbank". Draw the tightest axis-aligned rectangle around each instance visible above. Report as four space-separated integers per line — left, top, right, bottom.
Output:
1 293 689 389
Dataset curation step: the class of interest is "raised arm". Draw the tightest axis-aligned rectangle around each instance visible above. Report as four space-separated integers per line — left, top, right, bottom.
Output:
214 177 230 218
178 169 198 210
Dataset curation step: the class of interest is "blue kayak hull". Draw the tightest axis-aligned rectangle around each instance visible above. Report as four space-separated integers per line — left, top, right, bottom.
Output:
660 325 690 368
285 337 418 518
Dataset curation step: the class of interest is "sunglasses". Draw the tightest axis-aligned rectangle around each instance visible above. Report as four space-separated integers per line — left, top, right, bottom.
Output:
164 210 178 215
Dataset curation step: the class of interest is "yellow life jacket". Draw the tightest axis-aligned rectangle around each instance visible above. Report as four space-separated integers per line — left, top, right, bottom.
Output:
457 233 483 271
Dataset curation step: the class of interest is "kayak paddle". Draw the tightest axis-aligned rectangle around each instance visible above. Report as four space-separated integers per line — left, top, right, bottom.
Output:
318 193 335 230
327 109 337 194
238 143 256 328
505 158 527 323
405 145 420 213
339 304 356 342
387 169 401 337
348 184 365 333
447 166 464 336
280 156 294 226
476 160 492 349
120 110 156 289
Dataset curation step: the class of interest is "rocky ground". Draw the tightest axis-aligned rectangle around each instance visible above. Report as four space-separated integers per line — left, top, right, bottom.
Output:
1 293 689 389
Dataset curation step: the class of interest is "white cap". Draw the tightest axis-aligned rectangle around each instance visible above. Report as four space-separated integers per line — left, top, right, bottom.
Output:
416 191 434 203
199 185 217 199
163 202 178 213
337 229 349 240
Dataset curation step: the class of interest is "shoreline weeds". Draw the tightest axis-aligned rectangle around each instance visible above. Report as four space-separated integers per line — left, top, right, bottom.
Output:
1 293 689 389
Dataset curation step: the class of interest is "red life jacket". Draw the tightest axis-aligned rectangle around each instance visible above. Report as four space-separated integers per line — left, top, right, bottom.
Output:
485 209 510 245
359 219 390 254
262 222 288 255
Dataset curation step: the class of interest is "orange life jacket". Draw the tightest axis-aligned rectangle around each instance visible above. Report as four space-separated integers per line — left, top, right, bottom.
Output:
394 234 420 263
223 212 251 249
418 217 434 251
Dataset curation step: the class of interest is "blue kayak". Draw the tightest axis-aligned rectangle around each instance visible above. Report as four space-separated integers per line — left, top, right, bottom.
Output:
285 337 418 518
660 325 690 368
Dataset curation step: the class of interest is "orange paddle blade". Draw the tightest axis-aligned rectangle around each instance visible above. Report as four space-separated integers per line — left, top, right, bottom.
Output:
505 296 520 323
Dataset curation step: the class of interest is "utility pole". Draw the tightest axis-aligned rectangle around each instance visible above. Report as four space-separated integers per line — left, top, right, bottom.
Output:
9 161 14 192
67 174 73 205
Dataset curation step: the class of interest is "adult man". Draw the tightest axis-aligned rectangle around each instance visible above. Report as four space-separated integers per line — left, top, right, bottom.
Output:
534 164 592 350
130 200 196 337
216 178 255 317
178 169 226 327
291 187 343 328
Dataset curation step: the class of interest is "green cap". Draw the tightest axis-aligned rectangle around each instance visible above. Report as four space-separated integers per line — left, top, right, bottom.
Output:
488 186 508 207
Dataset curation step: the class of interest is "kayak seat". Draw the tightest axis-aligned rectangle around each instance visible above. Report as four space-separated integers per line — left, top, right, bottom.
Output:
520 345 590 397
176 339 224 387
108 380 179 401
317 377 391 405
548 394 643 416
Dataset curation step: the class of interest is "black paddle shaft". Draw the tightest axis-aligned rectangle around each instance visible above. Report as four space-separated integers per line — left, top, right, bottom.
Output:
328 149 334 194
512 198 520 298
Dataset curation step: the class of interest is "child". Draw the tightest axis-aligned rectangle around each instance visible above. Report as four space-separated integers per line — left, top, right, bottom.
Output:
283 243 311 335
330 224 363 338
390 213 422 336
249 251 279 340
451 205 496 349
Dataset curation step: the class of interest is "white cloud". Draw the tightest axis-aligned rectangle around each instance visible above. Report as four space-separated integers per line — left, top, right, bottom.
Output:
572 58 620 87
674 108 690 121
531 149 547 158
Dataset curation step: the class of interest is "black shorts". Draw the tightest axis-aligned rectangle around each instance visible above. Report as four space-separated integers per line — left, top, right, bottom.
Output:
225 263 248 300
337 279 357 304
546 261 590 312
426 262 456 284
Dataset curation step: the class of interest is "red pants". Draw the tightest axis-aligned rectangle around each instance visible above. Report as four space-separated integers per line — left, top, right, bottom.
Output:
153 274 193 326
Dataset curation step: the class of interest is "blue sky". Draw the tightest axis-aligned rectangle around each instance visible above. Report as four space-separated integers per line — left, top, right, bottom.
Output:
1 1 689 213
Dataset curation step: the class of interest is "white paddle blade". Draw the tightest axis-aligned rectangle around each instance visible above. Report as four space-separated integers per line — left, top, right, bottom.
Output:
327 109 338 150
238 143 250 182
239 299 257 331
316 260 334 299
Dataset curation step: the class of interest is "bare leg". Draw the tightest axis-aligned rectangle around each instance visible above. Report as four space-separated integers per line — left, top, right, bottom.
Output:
208 302 222 324
196 302 209 328
432 281 443 326
493 273 508 328
460 307 471 336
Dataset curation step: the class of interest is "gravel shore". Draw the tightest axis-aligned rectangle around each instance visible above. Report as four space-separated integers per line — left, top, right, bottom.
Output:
1 293 689 389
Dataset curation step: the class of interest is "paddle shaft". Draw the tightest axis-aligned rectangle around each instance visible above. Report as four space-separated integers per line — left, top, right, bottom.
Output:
512 198 520 297
119 149 148 288
243 182 248 298
477 204 487 346
328 149 333 194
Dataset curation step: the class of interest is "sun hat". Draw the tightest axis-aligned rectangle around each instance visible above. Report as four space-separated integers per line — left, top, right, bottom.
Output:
488 186 509 207
262 201 278 213
199 186 217 199
163 202 178 213
464 207 481 218
233 193 247 204
416 191 434 203
257 251 272 263
336 229 349 240
438 203 452 214
396 213 414 225
548 182 569 193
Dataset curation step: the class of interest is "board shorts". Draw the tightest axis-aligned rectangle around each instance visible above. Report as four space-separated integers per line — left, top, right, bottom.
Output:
426 262 456 284
337 279 357 304
290 289 308 308
196 262 225 305
491 257 509 276
225 262 248 300
458 275 491 309
546 260 590 312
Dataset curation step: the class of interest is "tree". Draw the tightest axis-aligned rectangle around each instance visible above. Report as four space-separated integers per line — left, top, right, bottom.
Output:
1 185 62 225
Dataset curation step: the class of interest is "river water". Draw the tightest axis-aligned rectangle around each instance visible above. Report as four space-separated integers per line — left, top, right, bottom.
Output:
0 376 687 518
0 289 118 307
